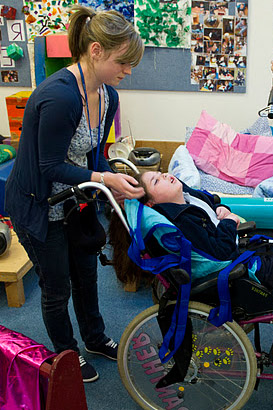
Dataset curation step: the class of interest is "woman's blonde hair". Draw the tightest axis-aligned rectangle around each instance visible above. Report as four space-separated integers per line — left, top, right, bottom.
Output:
68 5 144 65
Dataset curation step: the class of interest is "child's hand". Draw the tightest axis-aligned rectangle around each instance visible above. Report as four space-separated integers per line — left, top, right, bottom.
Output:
216 206 231 220
224 213 241 228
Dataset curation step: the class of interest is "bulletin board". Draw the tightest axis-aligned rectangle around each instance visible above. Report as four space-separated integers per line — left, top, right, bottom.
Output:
189 0 248 93
117 46 196 92
0 0 31 87
82 0 248 93
118 0 248 93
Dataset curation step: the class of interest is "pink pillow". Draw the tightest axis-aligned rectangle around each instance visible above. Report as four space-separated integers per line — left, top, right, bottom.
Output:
187 110 273 187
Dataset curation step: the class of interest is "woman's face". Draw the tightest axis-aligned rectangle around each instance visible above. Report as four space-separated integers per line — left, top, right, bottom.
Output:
141 172 185 205
94 43 132 86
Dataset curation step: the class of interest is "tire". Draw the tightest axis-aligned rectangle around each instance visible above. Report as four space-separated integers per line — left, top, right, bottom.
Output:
118 301 257 410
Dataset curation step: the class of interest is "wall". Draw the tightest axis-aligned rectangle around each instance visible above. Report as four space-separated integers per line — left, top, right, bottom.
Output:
118 0 273 141
1 0 273 142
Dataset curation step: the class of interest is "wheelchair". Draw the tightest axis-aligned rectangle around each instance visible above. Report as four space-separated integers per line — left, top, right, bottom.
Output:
117 218 273 410
48 176 273 410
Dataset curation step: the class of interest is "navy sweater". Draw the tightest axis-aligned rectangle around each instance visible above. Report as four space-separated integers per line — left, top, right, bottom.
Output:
154 182 240 261
5 68 118 241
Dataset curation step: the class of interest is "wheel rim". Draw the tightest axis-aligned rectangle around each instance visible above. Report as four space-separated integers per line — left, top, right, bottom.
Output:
119 303 256 410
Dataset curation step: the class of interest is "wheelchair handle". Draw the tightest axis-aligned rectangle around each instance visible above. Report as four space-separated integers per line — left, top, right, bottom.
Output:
48 182 130 233
48 187 74 206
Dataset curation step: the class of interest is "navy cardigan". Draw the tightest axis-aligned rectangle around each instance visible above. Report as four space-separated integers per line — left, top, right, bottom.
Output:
5 68 118 241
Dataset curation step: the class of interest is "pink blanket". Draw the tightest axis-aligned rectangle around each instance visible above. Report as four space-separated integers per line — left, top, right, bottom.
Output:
187 110 273 187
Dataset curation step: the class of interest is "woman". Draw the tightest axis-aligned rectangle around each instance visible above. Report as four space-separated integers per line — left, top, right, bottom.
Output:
5 5 144 383
136 171 272 290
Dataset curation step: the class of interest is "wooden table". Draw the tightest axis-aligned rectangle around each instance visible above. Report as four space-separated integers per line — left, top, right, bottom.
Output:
0 230 33 307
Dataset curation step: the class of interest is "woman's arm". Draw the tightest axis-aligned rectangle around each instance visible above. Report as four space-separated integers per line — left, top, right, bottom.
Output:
37 86 92 185
88 86 119 173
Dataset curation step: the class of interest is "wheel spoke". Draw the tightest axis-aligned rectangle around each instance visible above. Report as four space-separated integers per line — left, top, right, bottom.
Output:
118 302 257 410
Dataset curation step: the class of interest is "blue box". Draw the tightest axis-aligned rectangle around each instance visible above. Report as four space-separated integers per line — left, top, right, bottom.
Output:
0 159 15 216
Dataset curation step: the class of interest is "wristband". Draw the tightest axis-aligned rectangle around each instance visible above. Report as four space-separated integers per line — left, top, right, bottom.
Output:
100 173 105 185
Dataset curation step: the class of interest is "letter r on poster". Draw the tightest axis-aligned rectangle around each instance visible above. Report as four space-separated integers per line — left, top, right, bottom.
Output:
7 20 25 42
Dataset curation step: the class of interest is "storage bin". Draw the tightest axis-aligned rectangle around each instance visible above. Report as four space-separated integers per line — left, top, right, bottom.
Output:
5 91 32 150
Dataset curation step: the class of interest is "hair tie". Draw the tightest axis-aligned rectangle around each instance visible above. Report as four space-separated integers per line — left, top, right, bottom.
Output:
86 12 96 25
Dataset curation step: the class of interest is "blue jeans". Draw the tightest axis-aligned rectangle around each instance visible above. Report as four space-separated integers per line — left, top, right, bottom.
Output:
13 220 106 354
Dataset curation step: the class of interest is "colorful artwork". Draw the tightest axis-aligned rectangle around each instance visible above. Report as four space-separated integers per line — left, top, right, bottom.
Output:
79 0 134 24
191 0 248 92
0 0 32 87
134 0 191 48
23 0 77 42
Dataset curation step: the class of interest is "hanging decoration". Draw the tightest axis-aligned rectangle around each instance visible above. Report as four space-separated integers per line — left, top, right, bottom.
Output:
1 6 17 20
6 43 24 60
0 0 31 87
190 0 248 92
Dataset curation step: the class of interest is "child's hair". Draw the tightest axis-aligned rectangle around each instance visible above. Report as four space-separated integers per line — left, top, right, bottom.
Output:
108 209 154 286
68 5 144 65
108 171 154 286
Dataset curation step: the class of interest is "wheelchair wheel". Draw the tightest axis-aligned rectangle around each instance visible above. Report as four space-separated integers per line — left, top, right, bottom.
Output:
118 301 257 410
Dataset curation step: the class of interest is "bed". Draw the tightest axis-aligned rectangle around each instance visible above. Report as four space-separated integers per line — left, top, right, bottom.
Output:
169 112 273 229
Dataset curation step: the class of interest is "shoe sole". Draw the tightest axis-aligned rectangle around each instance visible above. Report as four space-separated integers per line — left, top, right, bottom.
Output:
83 372 99 383
85 347 117 361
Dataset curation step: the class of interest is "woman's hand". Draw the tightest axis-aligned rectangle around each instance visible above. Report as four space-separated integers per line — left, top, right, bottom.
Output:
104 172 144 199
111 189 126 208
216 206 231 220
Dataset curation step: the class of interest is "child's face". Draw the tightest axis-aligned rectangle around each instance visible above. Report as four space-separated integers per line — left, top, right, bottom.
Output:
141 172 184 205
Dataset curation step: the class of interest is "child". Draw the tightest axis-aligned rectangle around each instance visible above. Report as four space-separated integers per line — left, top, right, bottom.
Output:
136 171 272 290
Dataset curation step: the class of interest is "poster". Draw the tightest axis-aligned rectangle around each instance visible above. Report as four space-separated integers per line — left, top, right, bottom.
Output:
134 0 191 48
190 0 248 92
23 0 77 42
79 0 134 24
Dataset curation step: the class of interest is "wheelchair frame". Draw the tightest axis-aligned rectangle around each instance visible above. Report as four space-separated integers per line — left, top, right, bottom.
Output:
48 177 273 410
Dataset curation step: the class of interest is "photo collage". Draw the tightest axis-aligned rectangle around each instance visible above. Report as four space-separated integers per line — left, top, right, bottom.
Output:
191 0 248 92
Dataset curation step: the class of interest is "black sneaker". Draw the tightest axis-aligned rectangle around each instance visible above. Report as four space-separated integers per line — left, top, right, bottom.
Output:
85 338 118 361
79 355 99 383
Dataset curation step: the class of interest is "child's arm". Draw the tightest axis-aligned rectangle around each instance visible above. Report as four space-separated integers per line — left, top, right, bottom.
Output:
175 213 239 261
